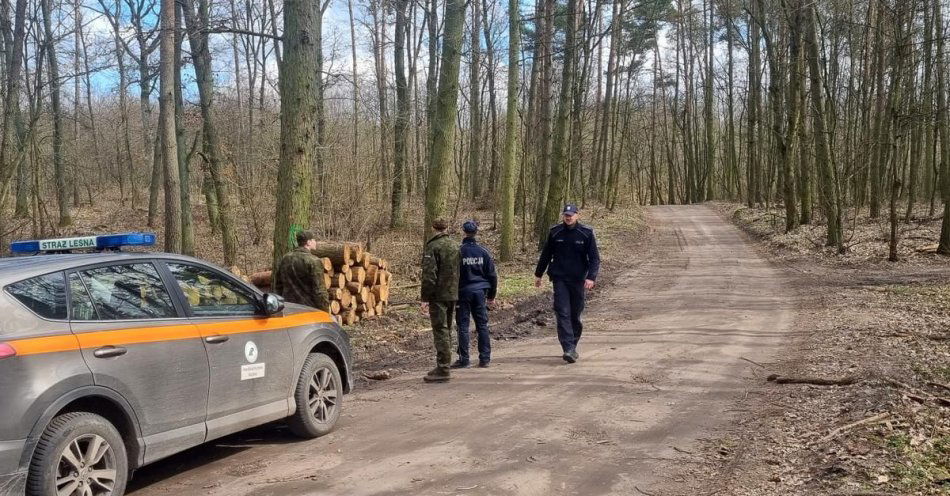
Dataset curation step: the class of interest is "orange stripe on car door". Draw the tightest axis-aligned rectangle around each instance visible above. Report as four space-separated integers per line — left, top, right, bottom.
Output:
9 311 332 356
9 334 82 355
196 311 333 336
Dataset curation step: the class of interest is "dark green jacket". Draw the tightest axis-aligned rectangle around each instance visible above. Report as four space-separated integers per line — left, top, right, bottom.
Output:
273 247 329 311
421 232 460 302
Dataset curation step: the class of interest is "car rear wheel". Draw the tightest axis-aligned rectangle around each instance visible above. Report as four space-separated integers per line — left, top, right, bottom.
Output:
27 412 128 496
287 352 343 438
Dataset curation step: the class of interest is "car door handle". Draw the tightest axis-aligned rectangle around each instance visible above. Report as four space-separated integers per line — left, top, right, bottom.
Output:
204 335 230 344
93 346 128 358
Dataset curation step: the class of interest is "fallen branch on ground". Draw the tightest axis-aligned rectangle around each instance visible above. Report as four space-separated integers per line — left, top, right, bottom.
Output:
634 486 658 496
740 356 767 368
926 381 950 394
885 378 950 408
767 374 859 386
814 412 891 444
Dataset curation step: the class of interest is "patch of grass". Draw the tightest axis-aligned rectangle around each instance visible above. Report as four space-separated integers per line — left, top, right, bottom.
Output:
886 434 950 492
932 366 950 383
496 271 544 300
886 285 915 296
587 206 645 261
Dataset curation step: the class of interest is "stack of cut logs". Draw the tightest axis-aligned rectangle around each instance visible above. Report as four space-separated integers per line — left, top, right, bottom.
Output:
249 242 392 325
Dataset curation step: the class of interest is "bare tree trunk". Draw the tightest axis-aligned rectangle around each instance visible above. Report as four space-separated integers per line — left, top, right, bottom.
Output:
803 0 842 251
174 6 194 256
392 0 409 227
315 0 329 198
594 0 622 200
40 0 70 227
703 0 715 201
424 0 466 232
0 0 26 219
533 0 555 242
747 0 762 206
499 0 520 261
724 7 738 200
181 0 239 265
425 0 440 168
468 0 482 200
372 3 391 194
482 0 500 198
78 1 102 206
885 2 912 261
72 0 83 207
756 0 797 231
348 0 359 162
273 0 318 265
868 0 889 219
13 105 28 217
540 0 580 240
935 0 950 254
160 0 182 252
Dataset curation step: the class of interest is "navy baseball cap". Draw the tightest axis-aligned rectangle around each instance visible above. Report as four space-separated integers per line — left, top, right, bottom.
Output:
462 220 479 233
562 204 579 215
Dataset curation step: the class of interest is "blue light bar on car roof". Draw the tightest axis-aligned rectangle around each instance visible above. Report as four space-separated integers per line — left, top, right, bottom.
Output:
10 232 157 254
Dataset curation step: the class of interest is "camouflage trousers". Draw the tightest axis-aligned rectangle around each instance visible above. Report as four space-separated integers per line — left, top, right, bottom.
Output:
428 301 456 372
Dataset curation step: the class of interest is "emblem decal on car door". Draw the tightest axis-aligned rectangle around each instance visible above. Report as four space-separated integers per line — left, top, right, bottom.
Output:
241 341 265 380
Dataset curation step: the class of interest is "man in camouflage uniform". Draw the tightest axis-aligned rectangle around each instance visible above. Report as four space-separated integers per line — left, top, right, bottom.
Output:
273 230 330 311
420 219 460 383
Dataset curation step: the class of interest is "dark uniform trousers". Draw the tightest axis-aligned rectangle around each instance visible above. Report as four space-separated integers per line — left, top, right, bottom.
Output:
456 290 490 364
428 301 455 372
552 279 585 353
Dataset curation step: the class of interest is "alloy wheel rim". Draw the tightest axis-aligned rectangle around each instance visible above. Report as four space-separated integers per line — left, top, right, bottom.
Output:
56 434 117 496
308 367 339 423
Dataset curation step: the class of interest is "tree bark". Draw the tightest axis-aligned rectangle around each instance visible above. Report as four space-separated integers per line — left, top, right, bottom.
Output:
533 0 555 243
703 0 715 201
468 0 482 199
392 0 409 227
747 0 762 206
181 0 239 265
174 5 194 256
40 0 70 227
540 0 580 241
273 0 318 265
424 0 466 233
160 0 182 253
0 0 26 214
499 0 520 261
935 0 950 254
803 0 842 251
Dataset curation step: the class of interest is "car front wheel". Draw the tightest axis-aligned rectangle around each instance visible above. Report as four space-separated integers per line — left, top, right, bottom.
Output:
27 411 128 496
287 352 343 438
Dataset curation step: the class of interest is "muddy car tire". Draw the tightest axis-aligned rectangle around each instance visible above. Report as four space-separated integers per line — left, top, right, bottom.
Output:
27 411 128 496
288 353 343 438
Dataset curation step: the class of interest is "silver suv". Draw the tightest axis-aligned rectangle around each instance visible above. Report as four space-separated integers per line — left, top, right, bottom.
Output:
0 235 352 496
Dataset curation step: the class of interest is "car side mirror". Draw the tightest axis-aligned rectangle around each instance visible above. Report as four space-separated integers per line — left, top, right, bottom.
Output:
260 293 284 316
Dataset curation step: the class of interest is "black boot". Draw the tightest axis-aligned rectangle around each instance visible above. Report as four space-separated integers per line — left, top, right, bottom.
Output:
423 367 451 383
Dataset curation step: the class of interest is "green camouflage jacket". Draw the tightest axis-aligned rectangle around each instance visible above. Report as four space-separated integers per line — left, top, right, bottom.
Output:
421 233 460 302
273 247 329 311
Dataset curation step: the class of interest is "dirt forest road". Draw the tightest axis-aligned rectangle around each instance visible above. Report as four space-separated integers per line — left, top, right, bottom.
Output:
129 205 796 496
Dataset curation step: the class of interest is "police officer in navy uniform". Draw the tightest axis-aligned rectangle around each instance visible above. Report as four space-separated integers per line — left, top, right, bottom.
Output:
534 204 600 363
452 220 498 368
